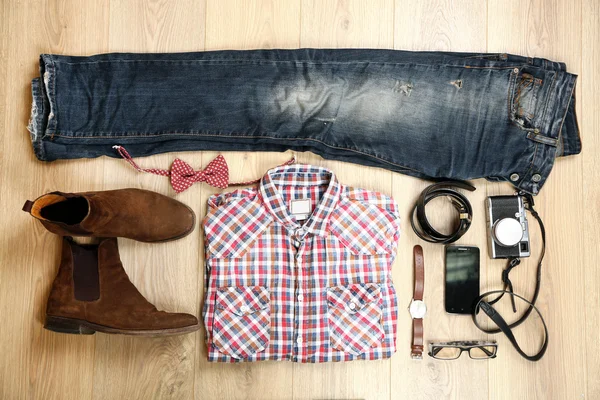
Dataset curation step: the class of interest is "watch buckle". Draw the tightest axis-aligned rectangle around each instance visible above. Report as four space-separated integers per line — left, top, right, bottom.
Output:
411 352 423 360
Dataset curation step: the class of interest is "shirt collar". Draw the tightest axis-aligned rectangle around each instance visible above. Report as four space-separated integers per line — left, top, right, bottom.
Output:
259 164 341 237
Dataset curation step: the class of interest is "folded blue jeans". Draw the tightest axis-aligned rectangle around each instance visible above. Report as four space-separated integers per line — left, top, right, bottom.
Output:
28 49 579 194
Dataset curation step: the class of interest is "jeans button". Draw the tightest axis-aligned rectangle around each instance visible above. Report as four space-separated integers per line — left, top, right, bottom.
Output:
510 173 520 182
532 174 542 182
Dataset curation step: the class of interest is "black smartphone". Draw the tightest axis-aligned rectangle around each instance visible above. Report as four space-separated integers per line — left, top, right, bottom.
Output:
445 245 480 314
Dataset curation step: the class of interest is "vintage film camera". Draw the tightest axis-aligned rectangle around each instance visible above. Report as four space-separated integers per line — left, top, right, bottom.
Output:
486 195 531 259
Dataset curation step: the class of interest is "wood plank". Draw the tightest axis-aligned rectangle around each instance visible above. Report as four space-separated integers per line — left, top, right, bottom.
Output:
394 0 487 53
0 1 110 399
199 1 300 399
296 1 394 399
582 0 600 398
90 1 206 399
392 2 489 400
487 0 585 399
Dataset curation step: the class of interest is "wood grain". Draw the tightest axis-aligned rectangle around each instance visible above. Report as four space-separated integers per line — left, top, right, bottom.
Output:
200 1 300 399
582 0 600 398
487 1 586 399
392 2 489 400
0 0 597 399
296 2 395 399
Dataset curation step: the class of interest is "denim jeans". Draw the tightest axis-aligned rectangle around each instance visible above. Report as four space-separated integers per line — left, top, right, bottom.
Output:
28 49 579 194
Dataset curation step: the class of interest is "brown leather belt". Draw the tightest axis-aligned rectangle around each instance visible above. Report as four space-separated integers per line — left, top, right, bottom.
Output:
410 181 475 244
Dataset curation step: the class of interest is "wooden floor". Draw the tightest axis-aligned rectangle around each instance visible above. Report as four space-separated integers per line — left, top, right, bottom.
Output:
1 1 598 399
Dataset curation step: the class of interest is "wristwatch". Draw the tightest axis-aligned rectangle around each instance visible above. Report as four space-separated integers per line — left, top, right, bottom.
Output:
409 245 426 359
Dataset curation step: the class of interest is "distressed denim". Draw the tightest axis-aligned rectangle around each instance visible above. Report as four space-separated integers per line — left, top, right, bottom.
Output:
28 49 579 194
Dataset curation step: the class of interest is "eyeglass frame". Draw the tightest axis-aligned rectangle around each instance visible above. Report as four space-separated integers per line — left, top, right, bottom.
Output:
428 341 498 360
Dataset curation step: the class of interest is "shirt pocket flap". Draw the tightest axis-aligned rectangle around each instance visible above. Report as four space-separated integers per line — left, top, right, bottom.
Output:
329 198 399 256
327 283 382 314
216 286 270 317
204 196 274 259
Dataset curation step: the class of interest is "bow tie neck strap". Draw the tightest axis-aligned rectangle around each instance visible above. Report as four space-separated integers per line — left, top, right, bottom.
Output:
113 145 171 177
113 145 295 193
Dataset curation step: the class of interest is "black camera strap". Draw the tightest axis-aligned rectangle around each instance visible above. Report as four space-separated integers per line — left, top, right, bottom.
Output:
474 193 548 361
474 290 548 361
489 257 521 312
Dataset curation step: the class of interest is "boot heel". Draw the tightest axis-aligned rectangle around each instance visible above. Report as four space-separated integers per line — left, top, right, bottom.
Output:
44 316 96 335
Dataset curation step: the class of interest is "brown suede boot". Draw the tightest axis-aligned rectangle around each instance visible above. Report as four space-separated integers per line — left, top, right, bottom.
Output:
22 188 195 242
44 237 199 336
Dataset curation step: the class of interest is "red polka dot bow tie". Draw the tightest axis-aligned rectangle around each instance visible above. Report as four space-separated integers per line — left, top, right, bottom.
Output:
113 146 295 193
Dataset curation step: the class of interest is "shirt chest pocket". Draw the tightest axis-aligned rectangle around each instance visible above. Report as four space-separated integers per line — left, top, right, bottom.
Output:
212 286 271 359
327 283 385 355
329 198 399 256
204 196 274 259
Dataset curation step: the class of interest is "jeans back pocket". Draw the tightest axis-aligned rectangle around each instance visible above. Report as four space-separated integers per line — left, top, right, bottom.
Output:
509 69 545 131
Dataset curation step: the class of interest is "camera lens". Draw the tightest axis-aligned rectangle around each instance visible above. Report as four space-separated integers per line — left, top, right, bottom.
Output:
493 218 523 247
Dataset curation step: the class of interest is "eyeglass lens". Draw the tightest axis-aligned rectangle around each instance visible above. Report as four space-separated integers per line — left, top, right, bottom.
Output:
468 346 497 359
431 346 461 360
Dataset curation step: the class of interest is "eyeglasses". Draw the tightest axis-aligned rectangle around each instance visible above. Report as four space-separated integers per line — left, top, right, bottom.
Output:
428 341 498 360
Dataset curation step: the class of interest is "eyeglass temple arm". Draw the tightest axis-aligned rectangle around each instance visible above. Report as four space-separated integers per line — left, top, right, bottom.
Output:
430 347 443 357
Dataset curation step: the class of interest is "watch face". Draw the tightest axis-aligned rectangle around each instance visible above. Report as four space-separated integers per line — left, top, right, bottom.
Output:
409 300 427 318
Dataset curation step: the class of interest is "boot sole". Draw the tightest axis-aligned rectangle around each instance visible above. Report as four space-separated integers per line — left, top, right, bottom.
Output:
45 315 200 337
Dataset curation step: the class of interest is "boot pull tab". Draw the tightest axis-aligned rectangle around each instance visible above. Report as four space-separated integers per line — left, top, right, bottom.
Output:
22 200 34 213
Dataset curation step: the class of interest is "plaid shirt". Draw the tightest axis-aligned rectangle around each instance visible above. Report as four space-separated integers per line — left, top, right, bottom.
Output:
202 164 400 363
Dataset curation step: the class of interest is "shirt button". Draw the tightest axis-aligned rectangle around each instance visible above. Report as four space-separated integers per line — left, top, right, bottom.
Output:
348 302 356 310
296 337 303 345
510 173 520 182
298 294 304 301
532 173 542 182
240 305 249 313
228 287 235 292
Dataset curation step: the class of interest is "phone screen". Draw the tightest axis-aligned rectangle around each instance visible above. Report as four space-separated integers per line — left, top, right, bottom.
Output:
445 246 480 314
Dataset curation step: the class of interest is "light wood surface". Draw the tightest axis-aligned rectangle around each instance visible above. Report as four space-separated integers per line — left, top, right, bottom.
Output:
0 1 598 399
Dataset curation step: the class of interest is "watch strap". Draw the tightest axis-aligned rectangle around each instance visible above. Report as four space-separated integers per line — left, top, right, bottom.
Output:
412 245 425 359
414 245 424 301
411 318 424 359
